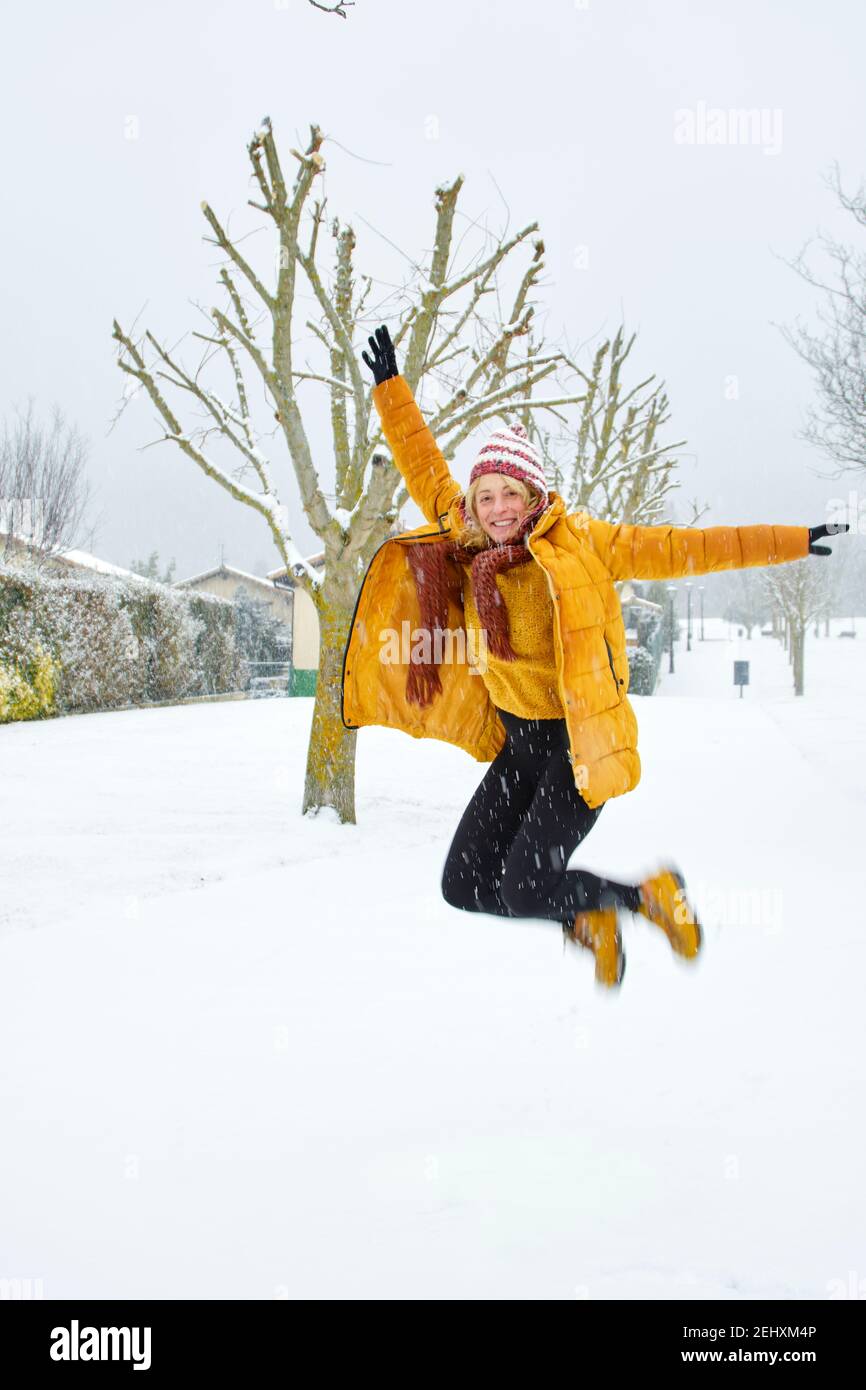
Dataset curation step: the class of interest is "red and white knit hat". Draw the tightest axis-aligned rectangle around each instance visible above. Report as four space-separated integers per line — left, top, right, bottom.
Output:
468 419 549 497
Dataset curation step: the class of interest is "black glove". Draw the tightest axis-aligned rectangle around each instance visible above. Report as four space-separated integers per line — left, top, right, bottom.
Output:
808 522 850 556
361 324 399 386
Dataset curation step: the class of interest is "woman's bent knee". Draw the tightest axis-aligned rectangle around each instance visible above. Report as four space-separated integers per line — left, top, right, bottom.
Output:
499 869 542 920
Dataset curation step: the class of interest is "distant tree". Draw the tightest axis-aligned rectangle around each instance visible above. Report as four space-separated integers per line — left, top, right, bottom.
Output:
761 558 841 695
835 542 866 629
130 549 176 584
233 586 291 685
0 398 95 567
644 580 679 653
777 162 866 480
720 569 768 638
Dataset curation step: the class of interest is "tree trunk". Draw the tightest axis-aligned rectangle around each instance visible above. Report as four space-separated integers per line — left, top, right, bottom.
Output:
793 622 805 695
302 571 358 824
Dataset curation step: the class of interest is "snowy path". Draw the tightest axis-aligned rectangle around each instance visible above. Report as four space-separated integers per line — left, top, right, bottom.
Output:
657 616 866 807
1 628 864 1299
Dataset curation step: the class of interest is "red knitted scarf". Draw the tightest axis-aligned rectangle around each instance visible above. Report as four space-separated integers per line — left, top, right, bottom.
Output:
403 500 548 708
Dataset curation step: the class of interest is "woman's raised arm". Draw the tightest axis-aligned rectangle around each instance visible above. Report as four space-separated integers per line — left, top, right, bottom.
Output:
574 512 847 582
362 325 462 530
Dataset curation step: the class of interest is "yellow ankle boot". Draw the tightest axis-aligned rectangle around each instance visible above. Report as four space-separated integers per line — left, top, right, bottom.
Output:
636 865 702 960
563 907 625 988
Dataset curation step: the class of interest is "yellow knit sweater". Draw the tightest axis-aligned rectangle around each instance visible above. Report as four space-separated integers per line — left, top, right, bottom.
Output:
459 556 564 719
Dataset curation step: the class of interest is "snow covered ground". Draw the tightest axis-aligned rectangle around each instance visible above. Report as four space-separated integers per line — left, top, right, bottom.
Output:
2 617 864 1300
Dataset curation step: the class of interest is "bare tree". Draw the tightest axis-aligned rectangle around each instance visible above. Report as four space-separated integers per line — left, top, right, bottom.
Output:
761 558 840 694
0 397 96 568
719 568 770 638
775 162 866 478
833 539 866 631
553 325 707 526
112 119 687 825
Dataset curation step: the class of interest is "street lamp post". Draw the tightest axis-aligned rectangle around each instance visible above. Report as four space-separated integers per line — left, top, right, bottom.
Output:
667 585 677 674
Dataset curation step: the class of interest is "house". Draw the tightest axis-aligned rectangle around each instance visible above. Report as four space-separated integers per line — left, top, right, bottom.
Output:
173 562 298 691
173 563 294 629
267 523 405 696
266 552 324 695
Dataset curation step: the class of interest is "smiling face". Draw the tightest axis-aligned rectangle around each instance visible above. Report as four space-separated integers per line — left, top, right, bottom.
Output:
473 472 532 543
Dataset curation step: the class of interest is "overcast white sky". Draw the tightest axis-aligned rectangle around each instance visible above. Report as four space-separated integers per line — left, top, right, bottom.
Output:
2 0 864 580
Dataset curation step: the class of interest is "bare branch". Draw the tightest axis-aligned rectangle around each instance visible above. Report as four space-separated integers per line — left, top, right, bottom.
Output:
200 201 275 312
308 0 355 15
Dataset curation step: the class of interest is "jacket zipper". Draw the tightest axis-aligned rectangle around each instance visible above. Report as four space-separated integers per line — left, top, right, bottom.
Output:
531 544 575 729
604 635 623 699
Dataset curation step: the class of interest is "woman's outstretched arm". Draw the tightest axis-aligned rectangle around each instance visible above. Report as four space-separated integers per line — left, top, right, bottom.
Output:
574 511 848 582
362 325 462 530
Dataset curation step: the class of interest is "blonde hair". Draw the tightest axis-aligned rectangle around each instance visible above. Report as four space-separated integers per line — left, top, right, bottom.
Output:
455 475 544 552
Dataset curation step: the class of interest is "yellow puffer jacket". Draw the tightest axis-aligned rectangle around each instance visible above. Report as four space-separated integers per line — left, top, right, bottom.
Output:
341 375 810 809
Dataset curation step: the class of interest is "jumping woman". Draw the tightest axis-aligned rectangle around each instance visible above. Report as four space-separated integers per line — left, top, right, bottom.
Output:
341 325 847 989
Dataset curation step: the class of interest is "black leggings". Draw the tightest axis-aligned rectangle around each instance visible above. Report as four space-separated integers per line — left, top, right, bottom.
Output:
441 708 641 926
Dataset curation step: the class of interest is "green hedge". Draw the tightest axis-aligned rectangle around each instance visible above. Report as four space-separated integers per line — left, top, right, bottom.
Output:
0 558 242 721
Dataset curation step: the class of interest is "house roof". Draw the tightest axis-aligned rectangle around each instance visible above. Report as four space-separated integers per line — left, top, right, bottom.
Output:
2 533 151 583
621 594 663 613
267 552 326 583
174 563 283 593
57 548 153 581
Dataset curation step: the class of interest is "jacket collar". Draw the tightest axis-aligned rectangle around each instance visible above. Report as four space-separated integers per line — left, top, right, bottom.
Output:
528 491 565 541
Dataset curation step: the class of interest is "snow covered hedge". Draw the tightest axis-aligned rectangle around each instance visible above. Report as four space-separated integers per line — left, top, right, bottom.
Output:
626 644 657 696
0 560 240 721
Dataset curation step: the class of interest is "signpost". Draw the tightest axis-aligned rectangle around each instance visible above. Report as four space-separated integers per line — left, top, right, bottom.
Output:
734 660 749 699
